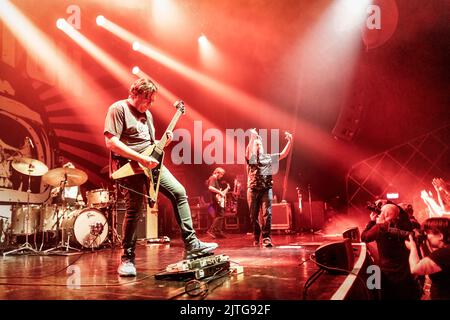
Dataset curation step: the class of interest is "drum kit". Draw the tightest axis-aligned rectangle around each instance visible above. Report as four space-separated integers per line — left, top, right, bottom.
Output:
3 157 120 256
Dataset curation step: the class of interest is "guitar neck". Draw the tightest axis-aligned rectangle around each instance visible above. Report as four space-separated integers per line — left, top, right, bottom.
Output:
154 109 183 152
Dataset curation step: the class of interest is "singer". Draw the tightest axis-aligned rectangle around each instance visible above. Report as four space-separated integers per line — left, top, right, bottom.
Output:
245 128 293 247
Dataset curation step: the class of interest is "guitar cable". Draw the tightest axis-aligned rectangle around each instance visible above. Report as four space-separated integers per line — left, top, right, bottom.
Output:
116 183 151 199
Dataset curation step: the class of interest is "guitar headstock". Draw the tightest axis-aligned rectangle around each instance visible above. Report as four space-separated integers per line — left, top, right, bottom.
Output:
173 100 186 114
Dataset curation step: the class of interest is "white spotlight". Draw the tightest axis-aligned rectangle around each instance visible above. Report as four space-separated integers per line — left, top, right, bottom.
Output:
96 15 106 26
132 66 140 75
198 34 208 45
132 41 140 51
56 18 66 30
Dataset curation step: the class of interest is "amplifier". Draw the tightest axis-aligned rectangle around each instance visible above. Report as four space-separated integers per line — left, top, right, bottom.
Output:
271 203 292 230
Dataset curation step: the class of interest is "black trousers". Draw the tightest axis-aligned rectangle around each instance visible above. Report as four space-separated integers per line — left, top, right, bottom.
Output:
118 166 196 262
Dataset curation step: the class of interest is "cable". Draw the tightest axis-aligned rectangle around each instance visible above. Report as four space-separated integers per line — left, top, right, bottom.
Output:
117 183 151 199
302 253 371 300
167 265 232 300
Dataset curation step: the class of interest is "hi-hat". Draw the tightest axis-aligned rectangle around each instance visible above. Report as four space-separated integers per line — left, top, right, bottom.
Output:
11 157 49 176
43 167 88 187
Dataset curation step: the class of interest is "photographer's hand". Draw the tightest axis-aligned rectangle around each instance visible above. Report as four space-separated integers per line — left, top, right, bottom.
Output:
404 234 416 251
370 212 378 221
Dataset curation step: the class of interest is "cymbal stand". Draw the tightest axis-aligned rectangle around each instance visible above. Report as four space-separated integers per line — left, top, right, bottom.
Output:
105 185 121 248
44 174 80 254
3 164 39 256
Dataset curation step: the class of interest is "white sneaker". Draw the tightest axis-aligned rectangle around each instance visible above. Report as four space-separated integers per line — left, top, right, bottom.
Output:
117 261 137 277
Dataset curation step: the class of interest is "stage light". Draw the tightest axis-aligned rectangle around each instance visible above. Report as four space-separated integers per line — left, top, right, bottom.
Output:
56 18 66 30
132 41 140 51
198 34 208 45
96 15 106 26
132 66 140 75
58 21 133 85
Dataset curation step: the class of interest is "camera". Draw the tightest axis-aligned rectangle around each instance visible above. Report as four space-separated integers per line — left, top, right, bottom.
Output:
386 227 427 246
366 199 389 215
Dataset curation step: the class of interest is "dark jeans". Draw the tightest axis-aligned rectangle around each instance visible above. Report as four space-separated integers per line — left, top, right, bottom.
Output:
118 166 196 262
208 202 225 234
247 188 272 241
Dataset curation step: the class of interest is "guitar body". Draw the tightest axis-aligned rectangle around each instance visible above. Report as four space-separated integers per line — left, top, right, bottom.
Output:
215 184 230 209
111 145 164 208
111 100 186 209
215 193 225 209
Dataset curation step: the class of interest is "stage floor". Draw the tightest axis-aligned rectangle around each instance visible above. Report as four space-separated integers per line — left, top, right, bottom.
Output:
0 233 350 300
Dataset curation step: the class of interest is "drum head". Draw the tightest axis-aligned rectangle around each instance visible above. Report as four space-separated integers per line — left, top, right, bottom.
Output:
73 208 108 248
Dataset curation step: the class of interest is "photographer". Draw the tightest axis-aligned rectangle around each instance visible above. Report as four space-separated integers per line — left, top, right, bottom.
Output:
405 217 450 300
361 204 421 300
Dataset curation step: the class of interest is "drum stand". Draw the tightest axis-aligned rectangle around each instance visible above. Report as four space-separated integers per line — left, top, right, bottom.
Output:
44 175 81 254
3 167 39 256
104 186 121 248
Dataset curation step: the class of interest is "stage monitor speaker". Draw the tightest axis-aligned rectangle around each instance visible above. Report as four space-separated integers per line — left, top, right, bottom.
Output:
343 227 360 243
314 239 354 274
295 201 325 231
271 203 292 230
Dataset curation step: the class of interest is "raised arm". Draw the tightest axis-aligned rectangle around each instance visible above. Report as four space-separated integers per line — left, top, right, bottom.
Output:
245 128 260 160
278 132 293 161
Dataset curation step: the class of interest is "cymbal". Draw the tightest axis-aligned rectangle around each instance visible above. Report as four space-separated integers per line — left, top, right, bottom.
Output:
43 167 88 187
11 157 49 176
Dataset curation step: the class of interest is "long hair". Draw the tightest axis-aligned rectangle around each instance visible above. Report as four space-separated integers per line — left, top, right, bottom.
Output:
423 217 450 244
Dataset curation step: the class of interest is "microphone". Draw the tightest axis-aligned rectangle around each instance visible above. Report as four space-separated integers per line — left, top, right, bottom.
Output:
26 137 34 149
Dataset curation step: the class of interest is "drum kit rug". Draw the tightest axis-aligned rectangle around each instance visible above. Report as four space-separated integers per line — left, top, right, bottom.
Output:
3 157 121 256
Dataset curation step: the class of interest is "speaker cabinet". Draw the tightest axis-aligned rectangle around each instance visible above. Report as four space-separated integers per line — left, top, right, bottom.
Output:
190 206 209 231
271 203 292 230
295 201 325 231
314 239 354 274
115 202 158 239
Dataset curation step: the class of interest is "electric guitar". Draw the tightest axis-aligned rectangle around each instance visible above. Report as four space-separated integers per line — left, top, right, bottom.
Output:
215 183 230 209
111 100 186 208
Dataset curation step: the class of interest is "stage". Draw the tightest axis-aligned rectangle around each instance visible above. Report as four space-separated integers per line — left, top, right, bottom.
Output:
0 233 368 300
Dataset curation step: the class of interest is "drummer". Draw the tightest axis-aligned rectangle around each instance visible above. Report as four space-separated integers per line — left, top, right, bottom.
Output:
50 162 85 207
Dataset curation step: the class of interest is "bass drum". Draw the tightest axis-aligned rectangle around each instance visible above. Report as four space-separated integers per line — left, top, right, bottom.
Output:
62 208 109 248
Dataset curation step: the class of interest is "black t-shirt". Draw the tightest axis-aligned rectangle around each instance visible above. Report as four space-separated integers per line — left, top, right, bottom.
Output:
104 100 156 174
104 100 155 154
428 246 450 300
246 153 279 190
207 175 221 204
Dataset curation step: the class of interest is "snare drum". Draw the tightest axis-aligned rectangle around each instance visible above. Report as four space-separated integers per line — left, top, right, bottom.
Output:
86 189 110 208
11 204 41 235
62 208 109 248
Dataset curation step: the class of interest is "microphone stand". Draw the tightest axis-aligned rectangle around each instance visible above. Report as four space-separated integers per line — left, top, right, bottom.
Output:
308 184 314 236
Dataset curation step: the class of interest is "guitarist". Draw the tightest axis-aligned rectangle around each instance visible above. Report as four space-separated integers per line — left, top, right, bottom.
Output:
206 167 228 239
104 78 218 277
